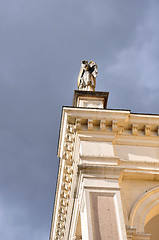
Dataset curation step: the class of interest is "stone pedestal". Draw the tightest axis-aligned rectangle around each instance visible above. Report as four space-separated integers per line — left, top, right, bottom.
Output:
73 90 109 109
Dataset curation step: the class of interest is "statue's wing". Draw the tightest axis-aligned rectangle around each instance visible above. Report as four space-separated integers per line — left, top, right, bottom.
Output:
89 61 98 78
91 68 96 78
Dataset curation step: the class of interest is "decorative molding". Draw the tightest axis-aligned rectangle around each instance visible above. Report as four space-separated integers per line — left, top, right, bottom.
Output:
132 124 138 135
126 227 151 240
88 119 93 130
75 119 81 130
145 125 151 136
79 155 119 165
58 108 159 159
78 164 124 181
100 119 106 130
51 123 77 240
112 120 118 132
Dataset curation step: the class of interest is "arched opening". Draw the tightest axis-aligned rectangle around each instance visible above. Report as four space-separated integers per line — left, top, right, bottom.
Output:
145 215 159 240
129 187 159 233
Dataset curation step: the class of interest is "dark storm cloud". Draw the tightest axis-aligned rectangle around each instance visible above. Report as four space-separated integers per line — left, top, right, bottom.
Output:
101 1 159 114
0 0 159 239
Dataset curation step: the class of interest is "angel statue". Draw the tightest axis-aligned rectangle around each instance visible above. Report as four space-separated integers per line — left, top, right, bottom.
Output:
77 60 98 91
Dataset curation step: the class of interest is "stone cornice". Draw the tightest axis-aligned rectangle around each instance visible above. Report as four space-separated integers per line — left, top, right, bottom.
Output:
58 107 159 158
78 164 124 180
123 169 159 181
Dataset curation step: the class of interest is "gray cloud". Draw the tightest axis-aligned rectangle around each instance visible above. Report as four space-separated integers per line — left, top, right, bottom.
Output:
0 0 159 239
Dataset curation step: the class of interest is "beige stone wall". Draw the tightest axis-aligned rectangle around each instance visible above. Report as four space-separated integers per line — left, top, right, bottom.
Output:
50 103 159 240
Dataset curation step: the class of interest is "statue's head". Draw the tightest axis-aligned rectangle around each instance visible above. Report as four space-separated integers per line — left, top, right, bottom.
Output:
81 60 89 71
81 60 88 64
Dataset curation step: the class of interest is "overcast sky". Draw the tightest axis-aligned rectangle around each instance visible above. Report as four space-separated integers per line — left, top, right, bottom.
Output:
0 0 159 239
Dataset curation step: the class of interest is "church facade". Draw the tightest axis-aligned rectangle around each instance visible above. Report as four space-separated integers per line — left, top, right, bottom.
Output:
50 62 159 240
